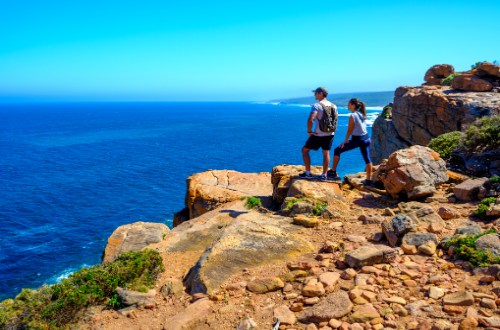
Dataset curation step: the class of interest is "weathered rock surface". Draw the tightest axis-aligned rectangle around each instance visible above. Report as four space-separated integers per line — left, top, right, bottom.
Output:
272 165 322 205
165 298 212 330
300 290 353 322
453 177 489 201
185 170 272 219
345 245 397 268
116 287 156 307
102 221 169 263
177 202 313 294
475 233 500 257
443 291 474 306
375 145 448 199
246 277 284 294
371 83 500 164
424 64 455 85
452 74 493 92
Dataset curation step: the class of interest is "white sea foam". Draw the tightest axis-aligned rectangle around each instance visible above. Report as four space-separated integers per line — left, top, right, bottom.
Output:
46 264 93 284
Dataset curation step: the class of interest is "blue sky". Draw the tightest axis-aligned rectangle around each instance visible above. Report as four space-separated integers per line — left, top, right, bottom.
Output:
0 0 499 101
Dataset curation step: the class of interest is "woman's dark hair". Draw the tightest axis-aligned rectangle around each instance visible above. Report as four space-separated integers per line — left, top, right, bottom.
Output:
349 98 366 118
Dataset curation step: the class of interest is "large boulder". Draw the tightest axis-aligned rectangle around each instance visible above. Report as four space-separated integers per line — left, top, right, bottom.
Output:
424 64 454 86
185 170 273 219
453 177 489 201
477 62 500 78
102 221 169 263
375 146 448 199
476 233 500 257
271 165 323 205
153 200 313 295
452 74 493 92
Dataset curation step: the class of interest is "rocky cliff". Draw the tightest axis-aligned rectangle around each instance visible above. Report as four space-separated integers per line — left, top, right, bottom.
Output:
371 63 500 165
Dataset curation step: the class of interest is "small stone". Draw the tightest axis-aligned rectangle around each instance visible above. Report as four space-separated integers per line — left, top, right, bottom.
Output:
305 297 321 305
418 241 437 256
384 296 407 305
302 282 326 297
349 304 380 323
283 283 293 292
306 324 318 330
404 280 418 287
475 233 500 257
319 272 341 288
274 305 297 325
346 235 367 243
237 316 257 330
443 305 465 315
438 206 458 220
290 302 304 312
402 232 438 247
293 215 319 228
401 243 418 255
341 269 357 280
392 303 408 316
480 298 496 309
247 277 284 293
329 319 342 329
161 279 184 297
458 316 478 330
299 291 353 322
428 287 445 300
431 320 453 330
443 291 474 306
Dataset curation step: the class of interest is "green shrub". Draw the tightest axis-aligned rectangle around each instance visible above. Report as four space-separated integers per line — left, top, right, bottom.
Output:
473 197 497 218
462 115 500 153
444 229 500 266
471 61 486 69
490 175 500 184
285 197 327 216
0 250 164 329
244 196 262 209
441 74 456 86
428 131 462 160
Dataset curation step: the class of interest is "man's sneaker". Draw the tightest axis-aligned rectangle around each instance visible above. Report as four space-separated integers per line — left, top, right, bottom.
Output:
299 172 313 179
318 174 327 182
327 170 341 181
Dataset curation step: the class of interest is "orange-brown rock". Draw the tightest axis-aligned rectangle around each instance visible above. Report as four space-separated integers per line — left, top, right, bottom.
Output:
424 64 454 85
477 62 500 78
102 221 169 263
451 74 493 92
185 170 272 219
376 146 448 199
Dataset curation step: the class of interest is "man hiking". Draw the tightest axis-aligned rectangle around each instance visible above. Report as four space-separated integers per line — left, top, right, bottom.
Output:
299 87 338 181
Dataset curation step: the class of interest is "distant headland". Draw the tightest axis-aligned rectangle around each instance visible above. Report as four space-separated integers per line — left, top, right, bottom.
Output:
270 91 394 107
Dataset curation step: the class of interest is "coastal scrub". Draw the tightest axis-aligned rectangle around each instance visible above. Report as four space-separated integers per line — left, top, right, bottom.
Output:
428 131 462 160
0 250 164 329
444 229 500 266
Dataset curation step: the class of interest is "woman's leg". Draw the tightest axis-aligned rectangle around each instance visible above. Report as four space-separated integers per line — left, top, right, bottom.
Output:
332 139 361 171
360 139 373 180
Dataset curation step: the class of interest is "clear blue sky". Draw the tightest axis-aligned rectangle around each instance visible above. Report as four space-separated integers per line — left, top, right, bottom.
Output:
0 0 499 101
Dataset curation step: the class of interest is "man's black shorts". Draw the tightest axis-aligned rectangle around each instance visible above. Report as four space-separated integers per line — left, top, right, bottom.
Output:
304 135 334 151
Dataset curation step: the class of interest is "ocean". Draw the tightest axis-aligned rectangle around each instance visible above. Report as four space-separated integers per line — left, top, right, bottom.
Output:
0 102 381 300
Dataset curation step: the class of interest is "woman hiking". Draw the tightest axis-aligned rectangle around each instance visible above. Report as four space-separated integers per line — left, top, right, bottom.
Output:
327 98 373 185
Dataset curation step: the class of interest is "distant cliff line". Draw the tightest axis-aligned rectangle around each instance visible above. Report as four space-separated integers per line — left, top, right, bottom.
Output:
270 91 393 107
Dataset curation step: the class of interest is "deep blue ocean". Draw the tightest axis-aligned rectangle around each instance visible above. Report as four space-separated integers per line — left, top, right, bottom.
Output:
0 102 381 300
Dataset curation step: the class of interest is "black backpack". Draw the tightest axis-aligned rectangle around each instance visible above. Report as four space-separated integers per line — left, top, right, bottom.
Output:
318 102 338 133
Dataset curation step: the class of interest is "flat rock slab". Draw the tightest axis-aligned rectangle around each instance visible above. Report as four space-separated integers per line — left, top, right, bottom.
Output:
402 232 438 247
166 298 212 330
345 245 397 268
443 291 474 306
453 177 488 202
300 290 353 322
186 170 273 218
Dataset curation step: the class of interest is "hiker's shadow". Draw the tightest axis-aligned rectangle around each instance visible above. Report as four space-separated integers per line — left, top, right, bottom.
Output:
219 210 248 218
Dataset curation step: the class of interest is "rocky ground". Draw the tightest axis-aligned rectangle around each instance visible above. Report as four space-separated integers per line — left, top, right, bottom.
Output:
76 145 500 330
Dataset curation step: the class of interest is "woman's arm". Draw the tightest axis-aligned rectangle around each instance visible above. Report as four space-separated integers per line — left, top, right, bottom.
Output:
340 115 354 147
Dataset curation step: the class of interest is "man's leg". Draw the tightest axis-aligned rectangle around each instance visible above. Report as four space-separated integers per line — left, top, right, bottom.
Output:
322 149 330 175
302 147 311 172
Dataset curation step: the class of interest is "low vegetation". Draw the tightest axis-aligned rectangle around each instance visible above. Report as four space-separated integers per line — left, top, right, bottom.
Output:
462 115 500 153
441 73 456 86
286 197 327 216
244 196 262 209
0 250 164 329
473 197 497 218
428 115 500 160
490 175 500 184
444 229 500 266
428 131 462 160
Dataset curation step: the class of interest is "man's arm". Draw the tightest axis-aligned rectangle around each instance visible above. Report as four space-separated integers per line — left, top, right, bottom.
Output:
307 112 316 135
